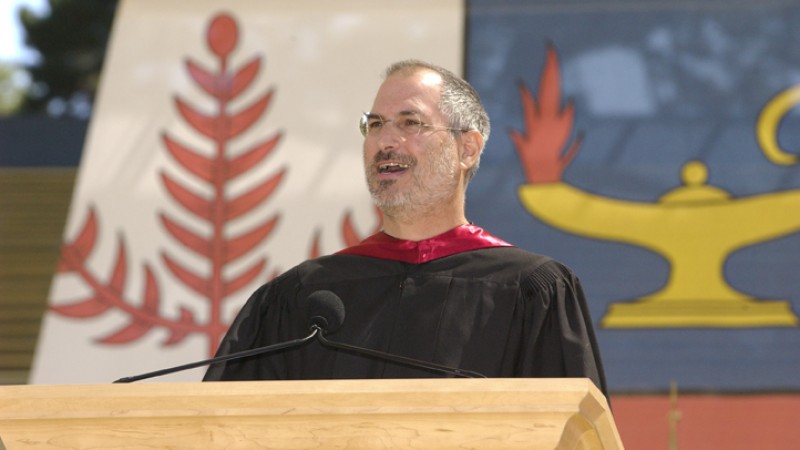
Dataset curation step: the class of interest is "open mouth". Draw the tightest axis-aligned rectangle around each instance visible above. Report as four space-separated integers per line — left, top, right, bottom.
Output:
378 162 410 174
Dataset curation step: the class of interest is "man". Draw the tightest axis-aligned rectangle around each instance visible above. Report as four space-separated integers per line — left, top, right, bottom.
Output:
204 60 607 397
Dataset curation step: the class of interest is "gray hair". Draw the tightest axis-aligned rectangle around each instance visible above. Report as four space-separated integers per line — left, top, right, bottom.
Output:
383 60 491 184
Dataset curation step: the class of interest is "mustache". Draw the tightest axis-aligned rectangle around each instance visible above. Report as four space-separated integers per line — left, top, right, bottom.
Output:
373 150 416 166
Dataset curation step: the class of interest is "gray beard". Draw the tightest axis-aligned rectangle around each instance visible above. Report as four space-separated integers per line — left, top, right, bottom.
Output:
369 180 416 218
367 163 459 220
365 139 461 220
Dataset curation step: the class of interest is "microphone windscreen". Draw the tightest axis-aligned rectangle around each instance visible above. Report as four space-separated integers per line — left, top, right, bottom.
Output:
306 290 346 333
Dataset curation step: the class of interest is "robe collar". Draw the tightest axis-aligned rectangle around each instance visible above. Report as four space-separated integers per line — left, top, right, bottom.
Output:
336 224 512 264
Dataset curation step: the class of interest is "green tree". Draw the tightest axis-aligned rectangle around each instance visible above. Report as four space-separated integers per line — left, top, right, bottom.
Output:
20 0 118 119
0 63 28 116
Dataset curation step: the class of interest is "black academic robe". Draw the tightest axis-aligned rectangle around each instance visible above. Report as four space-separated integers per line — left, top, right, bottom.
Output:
203 242 607 398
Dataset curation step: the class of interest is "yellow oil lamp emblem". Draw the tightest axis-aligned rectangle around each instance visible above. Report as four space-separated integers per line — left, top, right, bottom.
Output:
513 46 800 328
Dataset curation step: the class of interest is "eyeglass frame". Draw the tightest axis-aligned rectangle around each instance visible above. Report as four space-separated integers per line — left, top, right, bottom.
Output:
359 111 470 138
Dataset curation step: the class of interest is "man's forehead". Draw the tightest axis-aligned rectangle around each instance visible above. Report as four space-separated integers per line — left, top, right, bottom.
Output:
418 70 444 87
386 68 443 88
371 70 442 114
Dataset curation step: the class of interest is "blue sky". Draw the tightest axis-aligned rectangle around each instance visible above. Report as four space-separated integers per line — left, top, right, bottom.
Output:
0 0 48 64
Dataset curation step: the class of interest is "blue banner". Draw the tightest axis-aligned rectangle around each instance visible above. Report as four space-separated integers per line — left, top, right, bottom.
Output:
466 0 800 392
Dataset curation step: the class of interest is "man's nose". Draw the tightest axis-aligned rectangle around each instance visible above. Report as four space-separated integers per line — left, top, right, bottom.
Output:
375 121 405 147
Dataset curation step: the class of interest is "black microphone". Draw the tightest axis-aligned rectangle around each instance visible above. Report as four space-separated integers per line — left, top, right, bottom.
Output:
113 291 341 383
307 290 346 333
310 291 485 379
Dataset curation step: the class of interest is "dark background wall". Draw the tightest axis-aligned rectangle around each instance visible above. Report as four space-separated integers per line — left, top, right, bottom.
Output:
0 117 84 384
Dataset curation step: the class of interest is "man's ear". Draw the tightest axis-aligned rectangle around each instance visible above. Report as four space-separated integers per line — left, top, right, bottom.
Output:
459 130 483 171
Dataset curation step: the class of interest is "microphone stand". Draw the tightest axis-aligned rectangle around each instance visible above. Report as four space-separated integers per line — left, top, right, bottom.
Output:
113 327 320 383
114 324 485 383
313 325 486 378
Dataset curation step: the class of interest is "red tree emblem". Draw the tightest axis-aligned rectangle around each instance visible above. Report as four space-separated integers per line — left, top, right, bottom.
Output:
53 13 284 357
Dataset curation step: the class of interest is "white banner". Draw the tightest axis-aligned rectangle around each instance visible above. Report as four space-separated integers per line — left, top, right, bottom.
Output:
31 0 463 384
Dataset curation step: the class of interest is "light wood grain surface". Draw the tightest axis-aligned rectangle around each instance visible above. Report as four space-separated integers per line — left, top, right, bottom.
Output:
0 378 622 449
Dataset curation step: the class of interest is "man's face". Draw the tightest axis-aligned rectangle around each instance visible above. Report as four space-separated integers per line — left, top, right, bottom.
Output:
362 70 462 216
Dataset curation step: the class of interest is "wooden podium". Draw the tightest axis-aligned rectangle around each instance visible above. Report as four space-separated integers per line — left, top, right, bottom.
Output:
0 378 622 449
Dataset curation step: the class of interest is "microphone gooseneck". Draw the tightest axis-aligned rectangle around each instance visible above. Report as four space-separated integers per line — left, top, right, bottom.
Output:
113 290 339 383
113 328 319 383
311 291 485 379
114 290 485 383
315 331 486 378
